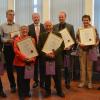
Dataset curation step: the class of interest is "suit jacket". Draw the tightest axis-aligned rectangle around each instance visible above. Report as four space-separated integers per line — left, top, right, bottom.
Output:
53 23 76 54
28 23 45 50
38 32 64 67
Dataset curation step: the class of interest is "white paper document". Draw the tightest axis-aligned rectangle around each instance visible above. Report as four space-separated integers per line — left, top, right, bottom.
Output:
42 33 63 53
59 28 74 48
79 28 96 45
10 31 20 38
17 37 38 59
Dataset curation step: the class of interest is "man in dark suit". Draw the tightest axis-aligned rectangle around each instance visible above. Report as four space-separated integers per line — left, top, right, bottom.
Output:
38 21 65 97
28 13 45 88
53 11 75 89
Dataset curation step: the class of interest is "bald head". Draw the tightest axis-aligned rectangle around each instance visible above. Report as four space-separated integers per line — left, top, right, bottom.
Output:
44 21 53 33
32 13 40 24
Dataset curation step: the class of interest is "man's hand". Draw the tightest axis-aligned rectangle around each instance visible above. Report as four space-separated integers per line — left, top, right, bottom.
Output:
46 51 55 58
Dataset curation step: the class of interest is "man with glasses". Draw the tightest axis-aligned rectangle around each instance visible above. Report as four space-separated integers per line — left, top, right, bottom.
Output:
0 9 20 93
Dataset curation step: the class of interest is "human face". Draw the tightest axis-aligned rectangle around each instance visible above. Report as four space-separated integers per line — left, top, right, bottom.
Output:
32 13 40 25
82 17 90 28
44 21 53 33
20 26 29 37
6 11 14 22
59 12 66 24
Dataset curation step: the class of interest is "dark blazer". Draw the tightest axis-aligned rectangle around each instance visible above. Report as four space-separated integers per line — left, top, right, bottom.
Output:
38 32 64 67
53 23 76 54
53 23 75 42
28 23 45 49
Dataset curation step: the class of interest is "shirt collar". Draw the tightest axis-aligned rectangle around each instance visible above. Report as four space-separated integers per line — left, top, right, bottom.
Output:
7 22 14 25
34 23 40 26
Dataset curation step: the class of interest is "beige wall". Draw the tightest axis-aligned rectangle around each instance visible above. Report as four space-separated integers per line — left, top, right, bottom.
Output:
85 0 94 24
8 0 14 10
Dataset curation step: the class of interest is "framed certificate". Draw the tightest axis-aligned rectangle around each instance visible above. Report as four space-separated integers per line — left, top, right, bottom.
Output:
10 31 20 38
42 33 63 53
59 28 74 48
79 28 96 45
17 37 38 59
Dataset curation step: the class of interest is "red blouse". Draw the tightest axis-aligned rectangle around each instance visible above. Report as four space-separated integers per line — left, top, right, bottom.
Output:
13 36 36 67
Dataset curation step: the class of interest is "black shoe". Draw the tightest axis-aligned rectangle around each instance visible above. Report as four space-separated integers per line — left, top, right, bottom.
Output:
32 82 38 88
45 92 51 97
19 96 25 100
11 87 16 93
0 91 7 97
57 92 65 97
65 84 70 89
25 92 32 97
97 87 100 90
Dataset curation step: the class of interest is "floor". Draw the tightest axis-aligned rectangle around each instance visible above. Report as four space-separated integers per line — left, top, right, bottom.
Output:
0 72 100 100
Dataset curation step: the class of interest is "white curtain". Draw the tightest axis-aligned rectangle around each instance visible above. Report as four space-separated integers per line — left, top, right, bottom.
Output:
50 0 85 31
15 0 42 25
0 0 8 24
94 0 100 36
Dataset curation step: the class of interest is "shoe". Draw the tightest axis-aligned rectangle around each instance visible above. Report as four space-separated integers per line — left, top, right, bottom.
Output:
11 87 16 93
19 96 25 100
0 91 7 97
25 92 32 97
78 83 85 88
97 87 100 90
45 92 51 97
32 82 38 88
88 83 93 89
57 92 65 97
65 84 70 89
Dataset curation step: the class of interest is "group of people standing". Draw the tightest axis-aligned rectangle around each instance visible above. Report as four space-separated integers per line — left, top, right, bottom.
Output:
0 9 100 100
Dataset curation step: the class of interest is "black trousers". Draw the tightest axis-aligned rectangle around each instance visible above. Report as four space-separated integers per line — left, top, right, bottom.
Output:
34 57 45 85
64 55 72 85
3 45 16 88
15 67 30 97
0 78 3 92
34 58 39 83
45 67 62 94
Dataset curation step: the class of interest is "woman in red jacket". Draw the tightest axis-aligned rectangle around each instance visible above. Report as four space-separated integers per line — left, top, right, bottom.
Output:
13 26 36 100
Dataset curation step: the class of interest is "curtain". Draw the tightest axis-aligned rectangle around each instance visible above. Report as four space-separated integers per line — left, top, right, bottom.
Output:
15 0 42 25
50 0 85 31
94 0 100 36
0 0 8 24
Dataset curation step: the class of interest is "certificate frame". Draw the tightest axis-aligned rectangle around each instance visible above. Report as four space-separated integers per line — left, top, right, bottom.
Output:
10 31 20 38
59 28 75 48
42 33 63 53
79 27 96 46
17 36 38 59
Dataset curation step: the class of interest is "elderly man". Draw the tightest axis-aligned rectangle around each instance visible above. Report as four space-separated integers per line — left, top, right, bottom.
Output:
28 13 45 88
38 21 65 97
